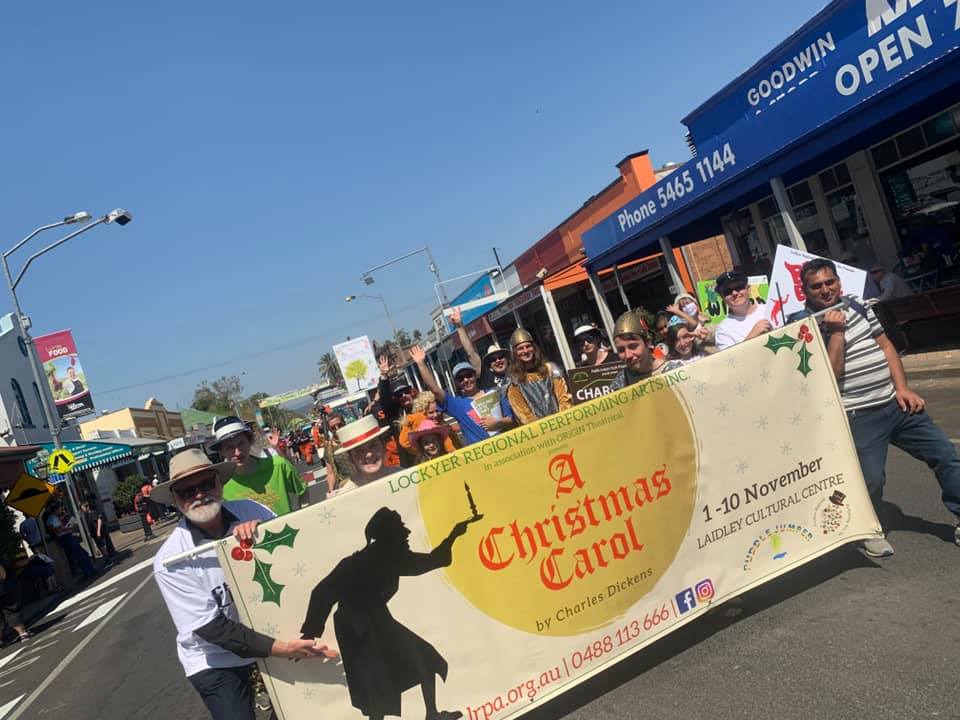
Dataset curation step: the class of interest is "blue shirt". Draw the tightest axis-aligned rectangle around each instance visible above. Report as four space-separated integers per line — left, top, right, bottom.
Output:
439 393 513 446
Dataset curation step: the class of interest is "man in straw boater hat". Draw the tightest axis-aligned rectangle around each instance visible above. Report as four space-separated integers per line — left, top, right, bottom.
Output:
504 328 572 425
330 414 395 494
409 345 514 447
153 449 333 720
609 309 676 390
211 415 306 516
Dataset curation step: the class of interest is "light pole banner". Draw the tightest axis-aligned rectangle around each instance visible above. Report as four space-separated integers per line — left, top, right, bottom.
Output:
258 384 327 409
217 321 879 720
333 336 379 392
34 329 95 419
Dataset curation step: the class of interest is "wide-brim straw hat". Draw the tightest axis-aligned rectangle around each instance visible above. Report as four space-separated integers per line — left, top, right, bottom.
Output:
334 415 391 456
407 419 451 450
152 448 236 505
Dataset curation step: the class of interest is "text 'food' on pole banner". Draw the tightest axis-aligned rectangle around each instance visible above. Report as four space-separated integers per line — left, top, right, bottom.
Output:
213 320 880 720
582 0 960 265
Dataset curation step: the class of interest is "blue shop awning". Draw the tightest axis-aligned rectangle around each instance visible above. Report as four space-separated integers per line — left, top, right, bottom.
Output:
584 0 960 269
26 439 167 476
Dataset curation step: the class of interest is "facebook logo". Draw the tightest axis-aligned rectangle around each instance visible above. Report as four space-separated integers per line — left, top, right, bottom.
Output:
675 588 697 614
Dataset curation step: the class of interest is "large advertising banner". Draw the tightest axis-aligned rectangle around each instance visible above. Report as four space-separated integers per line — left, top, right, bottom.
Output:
217 321 880 720
767 246 867 327
333 336 379 393
34 330 95 419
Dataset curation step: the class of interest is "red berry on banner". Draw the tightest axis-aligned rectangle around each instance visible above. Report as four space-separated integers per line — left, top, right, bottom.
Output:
244 550 253 562
800 324 808 334
240 538 253 549
231 547 244 561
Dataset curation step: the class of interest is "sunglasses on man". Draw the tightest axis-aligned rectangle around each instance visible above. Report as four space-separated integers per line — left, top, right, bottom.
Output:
173 474 218 501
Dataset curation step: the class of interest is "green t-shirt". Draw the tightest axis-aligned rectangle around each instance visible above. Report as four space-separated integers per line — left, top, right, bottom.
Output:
221 455 306 516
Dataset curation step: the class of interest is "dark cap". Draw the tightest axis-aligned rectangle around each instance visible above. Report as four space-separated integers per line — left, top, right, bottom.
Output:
715 270 748 295
389 376 412 395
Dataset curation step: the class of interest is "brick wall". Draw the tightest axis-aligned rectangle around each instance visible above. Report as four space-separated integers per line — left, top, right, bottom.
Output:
682 235 733 285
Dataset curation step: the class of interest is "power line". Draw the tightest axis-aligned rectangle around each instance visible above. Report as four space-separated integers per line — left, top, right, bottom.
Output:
97 297 437 396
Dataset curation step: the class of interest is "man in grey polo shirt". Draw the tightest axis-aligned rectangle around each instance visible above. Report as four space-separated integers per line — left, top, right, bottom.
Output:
154 449 332 719
796 258 960 558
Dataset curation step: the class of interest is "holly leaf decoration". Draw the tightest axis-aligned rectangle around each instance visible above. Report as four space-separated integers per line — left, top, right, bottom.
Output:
252 556 284 605
254 524 299 554
764 334 798 354
796 344 813 377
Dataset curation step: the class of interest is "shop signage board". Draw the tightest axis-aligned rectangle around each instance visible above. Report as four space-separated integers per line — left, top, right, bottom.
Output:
34 329 95 419
215 321 879 720
584 0 960 263
488 287 542 323
333 336 379 393
567 361 627 404
448 274 507 329
696 275 770 326
5 473 55 517
766 247 867 327
26 442 134 476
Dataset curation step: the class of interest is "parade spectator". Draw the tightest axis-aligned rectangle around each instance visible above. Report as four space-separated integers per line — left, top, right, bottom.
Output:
212 416 306 516
504 328 571 425
609 310 670 390
80 500 116 566
667 294 716 346
19 517 43 555
713 270 772 349
331 415 395 493
796 258 960 557
654 311 672 340
665 324 707 366
410 345 513 445
572 325 615 366
133 489 156 541
478 343 510 392
153 449 332 720
376 355 418 468
407 419 452 463
399 398 457 460
44 502 95 579
870 265 915 302
0 554 30 644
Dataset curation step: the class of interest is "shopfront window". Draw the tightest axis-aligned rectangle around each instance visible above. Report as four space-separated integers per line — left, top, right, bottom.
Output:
826 187 876 266
725 209 771 275
10 379 33 427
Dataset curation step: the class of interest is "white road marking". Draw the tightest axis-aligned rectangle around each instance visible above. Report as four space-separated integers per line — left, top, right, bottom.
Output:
0 658 38 680
0 695 24 720
72 594 127 633
0 651 24 673
49 556 154 614
7 572 153 720
23 641 57 654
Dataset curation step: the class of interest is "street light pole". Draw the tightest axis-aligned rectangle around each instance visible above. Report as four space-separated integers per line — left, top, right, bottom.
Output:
345 294 399 341
2 209 133 558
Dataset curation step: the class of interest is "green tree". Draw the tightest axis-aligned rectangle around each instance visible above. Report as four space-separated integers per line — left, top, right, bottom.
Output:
412 329 423 342
112 474 145 516
344 359 369 390
0 507 22 561
318 352 344 387
393 328 412 347
192 375 244 415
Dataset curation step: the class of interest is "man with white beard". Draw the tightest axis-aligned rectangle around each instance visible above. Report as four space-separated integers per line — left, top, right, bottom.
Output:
153 449 332 720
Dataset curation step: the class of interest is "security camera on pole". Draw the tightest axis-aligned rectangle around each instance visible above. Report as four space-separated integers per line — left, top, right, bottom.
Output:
2 209 134 558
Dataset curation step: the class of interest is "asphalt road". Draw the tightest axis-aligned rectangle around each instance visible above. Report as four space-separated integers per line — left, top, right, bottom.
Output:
0 378 957 720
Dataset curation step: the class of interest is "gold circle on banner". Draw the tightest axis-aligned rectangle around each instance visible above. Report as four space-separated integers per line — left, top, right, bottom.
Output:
418 385 697 636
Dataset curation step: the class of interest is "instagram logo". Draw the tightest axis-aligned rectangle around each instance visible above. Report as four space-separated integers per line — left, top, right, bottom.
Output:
694 579 715 603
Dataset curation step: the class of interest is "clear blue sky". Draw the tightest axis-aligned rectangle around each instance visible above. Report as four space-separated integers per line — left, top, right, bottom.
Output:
0 0 828 412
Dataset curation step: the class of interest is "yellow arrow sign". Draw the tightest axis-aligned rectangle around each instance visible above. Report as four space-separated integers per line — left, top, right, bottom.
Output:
5 472 55 518
48 448 77 474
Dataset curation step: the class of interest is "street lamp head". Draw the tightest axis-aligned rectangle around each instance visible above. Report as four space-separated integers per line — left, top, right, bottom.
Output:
489 268 501 278
64 212 92 225
105 208 133 226
344 295 357 302
362 275 375 286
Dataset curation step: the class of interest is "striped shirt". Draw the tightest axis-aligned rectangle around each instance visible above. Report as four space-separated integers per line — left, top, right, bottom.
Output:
828 297 895 411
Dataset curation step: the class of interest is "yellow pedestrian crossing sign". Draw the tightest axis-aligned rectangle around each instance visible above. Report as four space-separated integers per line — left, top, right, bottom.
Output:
48 448 77 474
5 472 55 518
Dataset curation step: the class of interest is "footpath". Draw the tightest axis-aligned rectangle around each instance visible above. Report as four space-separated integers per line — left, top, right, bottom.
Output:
902 349 960 378
17 516 178 633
